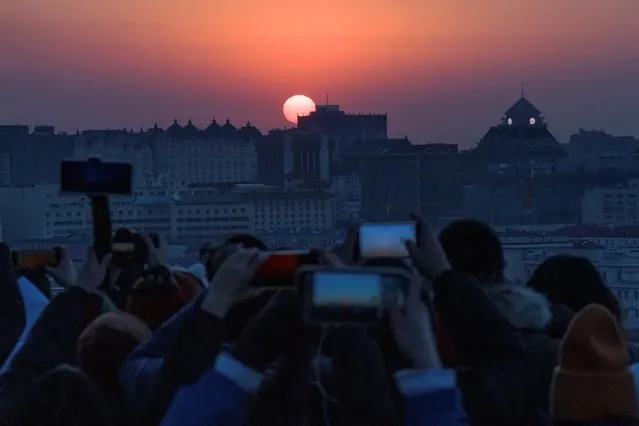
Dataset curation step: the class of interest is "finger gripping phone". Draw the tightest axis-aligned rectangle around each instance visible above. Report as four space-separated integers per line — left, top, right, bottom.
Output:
11 250 59 269
298 266 410 326
358 221 418 259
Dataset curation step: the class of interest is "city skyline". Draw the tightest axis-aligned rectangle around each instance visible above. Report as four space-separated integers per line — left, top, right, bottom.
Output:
2 0 639 146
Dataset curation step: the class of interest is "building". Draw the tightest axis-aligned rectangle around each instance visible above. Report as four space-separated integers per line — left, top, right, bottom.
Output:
0 125 74 185
464 174 585 226
0 185 55 242
246 190 334 232
256 129 332 189
297 104 387 156
0 152 10 185
331 168 362 227
74 120 260 187
0 182 334 246
582 180 639 225
358 146 420 221
156 120 259 186
566 129 639 174
472 93 567 175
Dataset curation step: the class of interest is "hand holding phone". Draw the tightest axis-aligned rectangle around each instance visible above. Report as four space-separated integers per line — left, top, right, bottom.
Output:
299 266 410 326
11 250 59 270
404 213 451 282
385 271 441 369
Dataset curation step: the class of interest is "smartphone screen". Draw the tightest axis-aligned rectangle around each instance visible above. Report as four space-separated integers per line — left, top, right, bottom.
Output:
12 250 58 269
359 222 416 258
60 160 132 195
312 271 382 308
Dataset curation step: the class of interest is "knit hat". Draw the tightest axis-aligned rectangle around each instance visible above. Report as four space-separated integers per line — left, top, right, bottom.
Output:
77 312 151 388
550 304 638 422
126 267 203 330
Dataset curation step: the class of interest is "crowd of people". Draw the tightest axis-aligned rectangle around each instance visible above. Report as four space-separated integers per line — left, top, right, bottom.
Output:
0 214 636 426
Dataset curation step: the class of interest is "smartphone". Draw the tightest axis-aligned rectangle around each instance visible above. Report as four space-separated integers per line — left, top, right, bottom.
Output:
256 250 320 288
359 221 418 259
298 266 410 325
11 250 59 269
60 159 132 195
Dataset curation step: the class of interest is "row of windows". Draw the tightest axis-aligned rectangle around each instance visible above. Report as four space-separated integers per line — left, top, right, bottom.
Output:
175 216 249 223
176 225 249 232
177 208 247 215
604 193 637 198
49 218 172 227
256 213 326 218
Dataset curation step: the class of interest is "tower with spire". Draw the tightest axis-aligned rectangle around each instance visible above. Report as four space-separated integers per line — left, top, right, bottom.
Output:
474 85 566 169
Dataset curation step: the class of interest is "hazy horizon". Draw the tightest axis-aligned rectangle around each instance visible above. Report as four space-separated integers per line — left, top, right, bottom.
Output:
2 0 638 146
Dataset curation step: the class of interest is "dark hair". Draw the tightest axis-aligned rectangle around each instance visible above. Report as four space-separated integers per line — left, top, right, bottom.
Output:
198 242 216 258
225 234 268 250
438 219 504 282
4 364 113 426
527 255 621 320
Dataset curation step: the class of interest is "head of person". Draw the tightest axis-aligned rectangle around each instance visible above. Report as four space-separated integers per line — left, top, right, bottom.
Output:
198 242 217 265
225 234 268 250
4 364 113 426
125 266 203 330
527 255 621 321
77 312 151 390
438 219 504 284
551 304 638 425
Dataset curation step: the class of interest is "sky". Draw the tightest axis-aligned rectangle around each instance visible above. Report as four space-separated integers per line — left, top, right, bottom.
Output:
1 0 638 147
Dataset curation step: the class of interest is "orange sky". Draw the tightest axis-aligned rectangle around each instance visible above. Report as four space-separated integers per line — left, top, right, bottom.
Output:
1 0 638 144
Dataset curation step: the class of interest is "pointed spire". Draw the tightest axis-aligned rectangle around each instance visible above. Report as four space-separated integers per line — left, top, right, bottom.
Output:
187 119 193 126
173 119 178 125
154 122 159 129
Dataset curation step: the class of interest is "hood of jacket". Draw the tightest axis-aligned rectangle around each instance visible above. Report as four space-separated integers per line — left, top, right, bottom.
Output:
483 283 552 331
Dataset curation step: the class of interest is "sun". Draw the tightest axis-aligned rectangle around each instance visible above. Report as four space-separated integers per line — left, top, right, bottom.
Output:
283 95 316 125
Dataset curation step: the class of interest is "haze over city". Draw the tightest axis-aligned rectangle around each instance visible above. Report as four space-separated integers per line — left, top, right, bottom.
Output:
2 0 639 146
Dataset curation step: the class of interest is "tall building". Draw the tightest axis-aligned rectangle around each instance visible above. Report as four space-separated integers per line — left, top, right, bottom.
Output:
74 120 260 187
566 129 639 174
297 104 387 156
582 179 639 225
0 125 74 185
256 129 332 189
473 93 567 175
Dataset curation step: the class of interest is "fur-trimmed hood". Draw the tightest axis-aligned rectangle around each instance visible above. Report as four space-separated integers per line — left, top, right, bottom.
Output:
483 283 552 331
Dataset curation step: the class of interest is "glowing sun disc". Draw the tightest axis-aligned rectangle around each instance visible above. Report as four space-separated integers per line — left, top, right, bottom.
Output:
283 95 316 125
